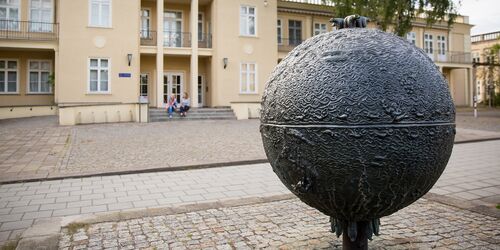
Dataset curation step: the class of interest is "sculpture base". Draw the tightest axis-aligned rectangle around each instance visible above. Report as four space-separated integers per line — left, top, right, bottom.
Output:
342 221 369 250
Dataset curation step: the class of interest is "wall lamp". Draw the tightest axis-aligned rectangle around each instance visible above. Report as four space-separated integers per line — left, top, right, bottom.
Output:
223 57 228 69
127 54 133 66
264 0 268 7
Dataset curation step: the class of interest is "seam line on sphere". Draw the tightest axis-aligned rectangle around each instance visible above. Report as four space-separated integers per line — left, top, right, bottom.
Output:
261 122 455 128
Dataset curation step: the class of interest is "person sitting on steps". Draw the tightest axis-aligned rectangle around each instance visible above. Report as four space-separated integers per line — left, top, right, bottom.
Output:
166 94 177 119
180 92 190 117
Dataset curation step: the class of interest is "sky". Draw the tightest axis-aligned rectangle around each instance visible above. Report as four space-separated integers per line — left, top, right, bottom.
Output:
454 0 500 35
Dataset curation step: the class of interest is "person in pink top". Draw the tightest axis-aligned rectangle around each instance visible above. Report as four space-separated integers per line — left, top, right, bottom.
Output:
166 94 178 118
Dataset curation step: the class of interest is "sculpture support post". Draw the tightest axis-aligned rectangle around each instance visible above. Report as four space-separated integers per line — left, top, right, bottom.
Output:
342 222 369 250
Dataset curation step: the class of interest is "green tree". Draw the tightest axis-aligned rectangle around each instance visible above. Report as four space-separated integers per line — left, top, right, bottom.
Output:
481 44 500 107
326 0 459 37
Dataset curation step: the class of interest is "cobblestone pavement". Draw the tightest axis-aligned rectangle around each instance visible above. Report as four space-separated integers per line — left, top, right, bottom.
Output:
0 140 499 245
1 115 500 183
59 198 500 250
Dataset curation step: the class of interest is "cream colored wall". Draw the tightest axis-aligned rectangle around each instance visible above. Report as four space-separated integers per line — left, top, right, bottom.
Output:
0 50 55 106
449 69 468 106
57 0 141 105
277 13 332 41
211 0 278 108
0 106 57 119
139 55 157 107
59 103 147 125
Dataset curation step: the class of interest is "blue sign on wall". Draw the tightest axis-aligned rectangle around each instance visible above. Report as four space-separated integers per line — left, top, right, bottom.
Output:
119 73 131 78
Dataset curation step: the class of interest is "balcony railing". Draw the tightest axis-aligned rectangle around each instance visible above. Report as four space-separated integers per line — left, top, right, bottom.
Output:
140 30 157 46
281 0 334 6
427 51 472 64
0 20 58 41
198 33 212 48
471 31 500 43
278 38 303 51
140 30 212 48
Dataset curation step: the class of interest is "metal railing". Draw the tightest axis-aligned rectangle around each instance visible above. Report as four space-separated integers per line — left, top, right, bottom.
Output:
471 31 500 43
140 30 212 49
428 51 472 64
281 0 334 6
0 20 58 41
198 33 212 48
140 30 157 46
278 38 303 51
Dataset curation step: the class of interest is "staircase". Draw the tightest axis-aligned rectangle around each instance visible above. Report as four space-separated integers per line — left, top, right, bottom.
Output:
149 107 237 122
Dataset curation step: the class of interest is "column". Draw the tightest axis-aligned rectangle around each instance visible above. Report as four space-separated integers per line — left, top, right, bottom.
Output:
468 67 473 107
190 0 199 107
156 0 164 107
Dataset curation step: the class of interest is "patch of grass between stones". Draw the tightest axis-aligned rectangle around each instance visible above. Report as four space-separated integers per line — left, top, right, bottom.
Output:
496 204 500 210
0 238 19 250
66 222 89 235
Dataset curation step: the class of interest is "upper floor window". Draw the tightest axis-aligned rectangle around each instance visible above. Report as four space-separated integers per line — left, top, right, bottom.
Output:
140 9 150 38
406 32 416 45
240 5 256 36
28 60 52 93
0 59 18 94
314 23 327 36
140 74 148 97
240 62 257 94
424 33 433 56
198 12 204 41
0 0 20 30
277 19 282 44
89 58 110 93
89 0 111 28
289 20 302 46
437 35 446 56
30 0 53 32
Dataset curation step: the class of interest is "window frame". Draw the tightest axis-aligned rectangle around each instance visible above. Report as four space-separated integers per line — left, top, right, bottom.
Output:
140 73 148 97
27 59 53 94
437 35 446 56
313 22 327 36
277 19 283 45
406 32 416 45
198 12 204 42
88 0 112 28
424 33 434 54
239 62 258 94
0 58 19 94
87 58 111 94
239 5 257 37
29 0 54 30
0 0 21 31
140 8 151 38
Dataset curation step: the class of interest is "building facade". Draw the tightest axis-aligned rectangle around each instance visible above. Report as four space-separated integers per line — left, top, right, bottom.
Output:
0 0 473 125
471 31 500 103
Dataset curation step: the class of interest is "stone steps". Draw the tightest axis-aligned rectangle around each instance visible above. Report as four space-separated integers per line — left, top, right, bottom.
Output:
149 108 237 122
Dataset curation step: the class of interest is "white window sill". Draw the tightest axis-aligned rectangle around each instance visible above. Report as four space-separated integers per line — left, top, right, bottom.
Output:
239 92 258 95
239 35 258 38
0 92 19 95
86 92 111 95
87 25 113 29
27 92 53 95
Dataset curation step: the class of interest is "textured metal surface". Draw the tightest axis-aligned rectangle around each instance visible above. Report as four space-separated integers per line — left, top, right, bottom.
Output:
260 28 455 235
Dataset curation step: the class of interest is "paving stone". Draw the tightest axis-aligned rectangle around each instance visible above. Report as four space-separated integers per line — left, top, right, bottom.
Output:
81 205 108 214
53 207 81 217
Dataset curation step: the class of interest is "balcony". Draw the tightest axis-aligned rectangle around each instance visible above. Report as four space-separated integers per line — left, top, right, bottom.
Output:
140 30 212 48
428 51 472 64
281 0 334 6
278 38 303 51
0 20 58 41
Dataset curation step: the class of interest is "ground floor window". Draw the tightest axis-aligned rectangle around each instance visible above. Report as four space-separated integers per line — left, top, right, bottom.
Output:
28 60 52 93
240 62 257 94
140 73 148 97
89 58 109 93
0 59 18 93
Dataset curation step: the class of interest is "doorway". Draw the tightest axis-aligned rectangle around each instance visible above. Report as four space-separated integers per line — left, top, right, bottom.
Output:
163 72 184 104
164 11 183 47
198 75 204 106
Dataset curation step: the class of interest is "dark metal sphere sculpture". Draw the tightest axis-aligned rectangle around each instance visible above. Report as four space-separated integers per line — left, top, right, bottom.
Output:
260 19 455 249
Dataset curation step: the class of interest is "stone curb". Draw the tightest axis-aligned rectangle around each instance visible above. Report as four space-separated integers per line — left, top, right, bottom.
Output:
3 136 500 185
424 192 500 219
13 194 296 250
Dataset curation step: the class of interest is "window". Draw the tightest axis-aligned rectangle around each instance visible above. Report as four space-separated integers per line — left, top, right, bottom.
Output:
424 33 433 57
89 0 111 27
314 23 327 36
140 74 148 97
0 59 18 93
437 35 446 56
240 63 257 94
140 9 150 38
30 0 53 32
289 20 302 46
277 19 282 44
240 5 256 36
472 52 480 63
88 58 109 93
28 60 52 93
0 0 20 30
406 32 416 45
198 12 204 41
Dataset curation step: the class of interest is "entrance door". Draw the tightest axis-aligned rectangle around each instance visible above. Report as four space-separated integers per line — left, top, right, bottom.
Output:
164 11 182 47
198 75 204 106
163 72 183 104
